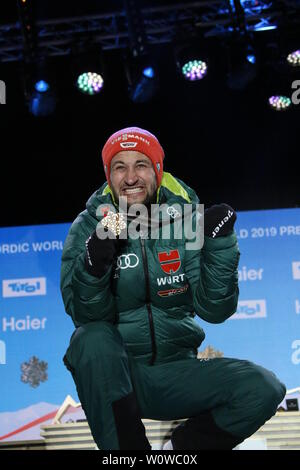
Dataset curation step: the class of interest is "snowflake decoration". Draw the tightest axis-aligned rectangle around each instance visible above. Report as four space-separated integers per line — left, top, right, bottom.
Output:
21 356 48 388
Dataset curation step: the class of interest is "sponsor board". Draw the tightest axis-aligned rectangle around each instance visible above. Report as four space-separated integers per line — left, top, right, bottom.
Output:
238 266 264 281
2 315 47 332
230 300 267 320
2 277 46 298
0 340 6 364
291 340 300 365
0 241 64 254
292 261 300 280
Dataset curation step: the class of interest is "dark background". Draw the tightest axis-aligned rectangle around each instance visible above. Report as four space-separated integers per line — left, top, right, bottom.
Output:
0 0 299 228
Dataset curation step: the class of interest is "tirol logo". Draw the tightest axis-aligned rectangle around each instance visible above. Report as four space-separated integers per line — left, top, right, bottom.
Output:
158 250 181 274
2 277 47 298
231 300 267 320
120 142 137 148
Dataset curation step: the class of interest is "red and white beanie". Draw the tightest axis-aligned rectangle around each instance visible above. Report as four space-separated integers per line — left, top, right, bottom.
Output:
102 126 165 187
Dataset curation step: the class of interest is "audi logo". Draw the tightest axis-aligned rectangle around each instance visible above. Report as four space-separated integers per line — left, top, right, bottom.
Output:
116 254 139 270
167 206 181 219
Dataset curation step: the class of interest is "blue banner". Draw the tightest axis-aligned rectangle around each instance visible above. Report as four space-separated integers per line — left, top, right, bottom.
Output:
196 208 300 391
0 208 299 439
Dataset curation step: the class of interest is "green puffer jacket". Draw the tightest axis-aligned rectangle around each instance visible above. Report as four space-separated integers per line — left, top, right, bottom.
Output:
60 172 240 365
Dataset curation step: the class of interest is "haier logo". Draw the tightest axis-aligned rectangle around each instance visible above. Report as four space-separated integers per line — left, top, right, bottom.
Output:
231 300 267 320
292 262 300 280
2 277 47 298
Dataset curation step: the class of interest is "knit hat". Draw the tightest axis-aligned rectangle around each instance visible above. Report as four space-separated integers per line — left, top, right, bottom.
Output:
102 126 165 187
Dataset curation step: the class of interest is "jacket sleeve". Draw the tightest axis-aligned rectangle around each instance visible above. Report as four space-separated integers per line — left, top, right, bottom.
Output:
60 214 117 327
185 229 240 324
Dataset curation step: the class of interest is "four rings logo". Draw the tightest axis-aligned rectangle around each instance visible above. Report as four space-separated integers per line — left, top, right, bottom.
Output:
116 254 139 270
166 206 181 219
2 277 47 298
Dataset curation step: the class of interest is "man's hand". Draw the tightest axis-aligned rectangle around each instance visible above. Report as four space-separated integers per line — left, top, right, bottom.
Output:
204 203 237 239
85 229 126 279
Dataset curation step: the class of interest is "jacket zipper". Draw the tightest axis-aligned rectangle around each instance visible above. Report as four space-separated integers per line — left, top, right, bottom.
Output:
140 238 157 366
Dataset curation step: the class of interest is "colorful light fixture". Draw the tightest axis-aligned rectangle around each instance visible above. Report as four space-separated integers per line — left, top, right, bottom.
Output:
268 95 291 111
182 60 207 81
77 72 104 95
287 50 300 67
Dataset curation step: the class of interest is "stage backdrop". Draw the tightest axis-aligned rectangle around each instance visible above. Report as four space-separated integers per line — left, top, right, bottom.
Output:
0 208 299 441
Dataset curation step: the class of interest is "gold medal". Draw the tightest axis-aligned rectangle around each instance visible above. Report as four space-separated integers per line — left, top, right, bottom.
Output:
101 211 126 237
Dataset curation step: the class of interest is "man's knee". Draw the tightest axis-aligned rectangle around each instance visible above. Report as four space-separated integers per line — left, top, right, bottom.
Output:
64 321 126 370
212 360 286 440
249 364 286 414
232 361 286 420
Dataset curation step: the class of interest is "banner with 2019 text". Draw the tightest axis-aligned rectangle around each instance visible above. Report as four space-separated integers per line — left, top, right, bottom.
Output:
0 208 299 441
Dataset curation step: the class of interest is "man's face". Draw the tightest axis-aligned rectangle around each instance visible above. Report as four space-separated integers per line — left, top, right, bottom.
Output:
110 151 158 207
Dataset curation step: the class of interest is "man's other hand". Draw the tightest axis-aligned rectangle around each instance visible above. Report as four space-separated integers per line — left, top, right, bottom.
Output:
204 203 237 239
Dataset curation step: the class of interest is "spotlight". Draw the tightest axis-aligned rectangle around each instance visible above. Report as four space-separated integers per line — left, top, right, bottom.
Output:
25 60 57 117
253 24 277 32
125 55 159 104
268 95 291 111
34 80 50 93
72 45 106 97
226 40 258 90
142 67 155 79
287 50 300 67
175 42 208 82
77 72 104 96
181 60 208 81
29 89 57 117
246 54 256 64
129 66 158 103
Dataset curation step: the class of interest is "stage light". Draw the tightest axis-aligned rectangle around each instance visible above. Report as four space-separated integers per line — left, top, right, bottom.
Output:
246 54 256 64
142 67 155 78
226 39 258 91
181 60 208 81
34 80 50 93
129 66 158 103
287 50 300 67
77 72 104 95
268 95 291 111
24 59 57 117
72 44 106 97
29 89 57 117
174 40 209 84
254 25 277 32
125 53 159 104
